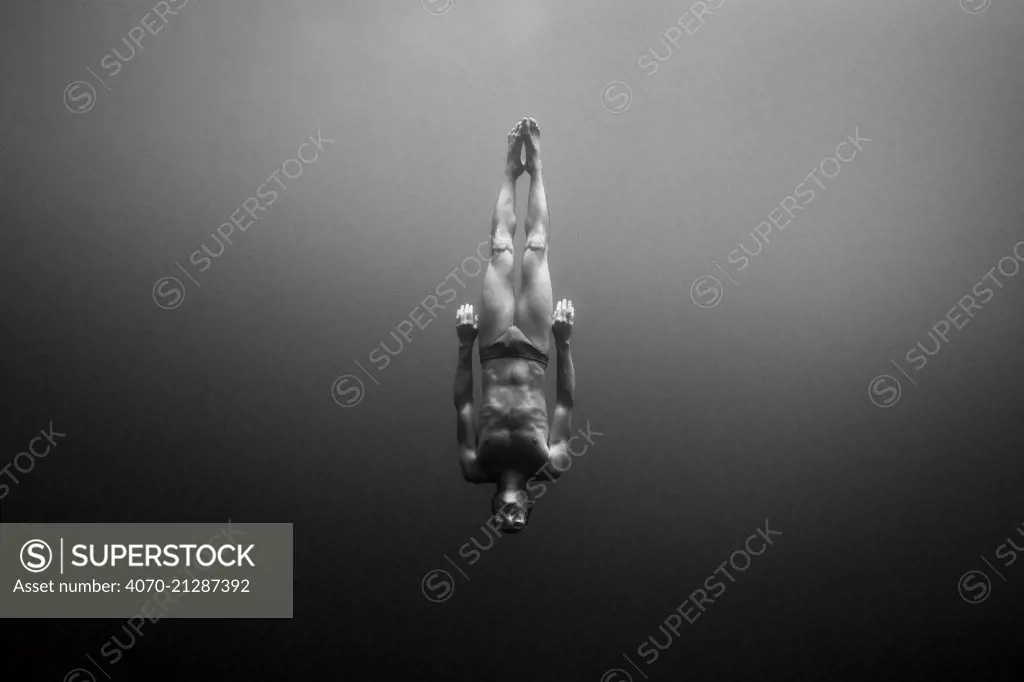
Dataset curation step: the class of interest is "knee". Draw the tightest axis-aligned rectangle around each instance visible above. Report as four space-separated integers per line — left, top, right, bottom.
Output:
524 233 547 257
491 235 514 256
489 237 514 268
522 237 547 274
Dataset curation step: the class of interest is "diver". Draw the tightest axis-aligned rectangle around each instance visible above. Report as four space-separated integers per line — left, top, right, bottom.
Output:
453 117 576 533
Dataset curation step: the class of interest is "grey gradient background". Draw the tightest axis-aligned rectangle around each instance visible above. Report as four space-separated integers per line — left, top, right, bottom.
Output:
1 0 1023 680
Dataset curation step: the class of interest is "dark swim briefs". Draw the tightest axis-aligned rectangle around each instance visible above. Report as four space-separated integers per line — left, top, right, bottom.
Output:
478 325 548 369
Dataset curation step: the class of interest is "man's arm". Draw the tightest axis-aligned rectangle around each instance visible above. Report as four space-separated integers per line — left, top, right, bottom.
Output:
454 339 474 411
455 305 486 482
547 300 575 474
456 403 485 482
548 339 575 446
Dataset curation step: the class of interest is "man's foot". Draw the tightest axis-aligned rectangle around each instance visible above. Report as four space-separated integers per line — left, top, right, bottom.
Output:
521 117 541 175
506 121 526 179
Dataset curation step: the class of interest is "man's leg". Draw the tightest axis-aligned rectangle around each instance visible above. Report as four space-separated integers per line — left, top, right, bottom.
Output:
516 118 554 352
478 122 525 347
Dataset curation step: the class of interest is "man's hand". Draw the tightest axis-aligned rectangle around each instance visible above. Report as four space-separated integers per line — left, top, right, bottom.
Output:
456 304 479 346
552 299 574 344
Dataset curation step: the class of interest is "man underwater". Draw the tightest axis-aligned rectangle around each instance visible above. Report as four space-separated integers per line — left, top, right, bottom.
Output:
453 117 576 533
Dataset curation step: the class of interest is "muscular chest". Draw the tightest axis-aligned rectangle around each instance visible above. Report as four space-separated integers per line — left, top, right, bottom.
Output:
475 428 550 476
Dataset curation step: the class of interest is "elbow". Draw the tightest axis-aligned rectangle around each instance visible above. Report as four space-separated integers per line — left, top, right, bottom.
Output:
550 404 572 442
456 403 474 422
454 391 472 410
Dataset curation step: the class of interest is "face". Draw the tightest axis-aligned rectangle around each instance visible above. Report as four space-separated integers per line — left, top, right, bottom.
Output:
492 491 531 533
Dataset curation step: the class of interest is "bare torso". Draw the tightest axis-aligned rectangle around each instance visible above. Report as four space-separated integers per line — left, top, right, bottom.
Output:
475 356 550 479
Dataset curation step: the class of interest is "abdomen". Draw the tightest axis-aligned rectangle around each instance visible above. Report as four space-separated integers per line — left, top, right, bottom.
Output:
476 369 549 475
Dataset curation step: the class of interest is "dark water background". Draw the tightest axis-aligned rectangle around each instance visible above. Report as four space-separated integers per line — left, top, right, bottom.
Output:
2 1 1022 680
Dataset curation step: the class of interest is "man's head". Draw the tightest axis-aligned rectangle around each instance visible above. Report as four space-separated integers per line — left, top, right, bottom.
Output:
491 488 532 533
